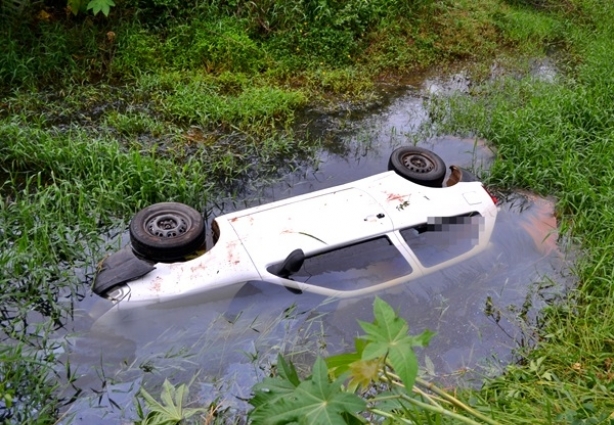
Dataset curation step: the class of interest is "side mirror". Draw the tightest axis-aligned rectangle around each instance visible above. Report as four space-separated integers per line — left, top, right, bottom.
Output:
267 249 305 278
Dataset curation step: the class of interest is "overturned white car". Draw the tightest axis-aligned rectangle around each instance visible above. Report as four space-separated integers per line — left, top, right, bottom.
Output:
93 146 498 308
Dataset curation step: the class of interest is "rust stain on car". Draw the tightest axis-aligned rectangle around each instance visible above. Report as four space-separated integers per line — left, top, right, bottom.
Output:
150 277 163 292
386 193 406 203
226 240 240 265
191 262 206 273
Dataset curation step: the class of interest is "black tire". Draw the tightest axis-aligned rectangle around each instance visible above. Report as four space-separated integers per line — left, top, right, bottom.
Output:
388 146 446 187
211 220 220 246
129 202 205 262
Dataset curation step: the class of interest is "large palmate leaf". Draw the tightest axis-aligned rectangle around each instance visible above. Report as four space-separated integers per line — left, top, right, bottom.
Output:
326 338 366 377
249 357 366 425
67 0 87 15
250 354 301 411
86 0 115 16
136 379 206 425
359 297 434 392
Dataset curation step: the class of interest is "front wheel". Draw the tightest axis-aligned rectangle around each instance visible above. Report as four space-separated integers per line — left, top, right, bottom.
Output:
129 202 205 262
388 146 446 188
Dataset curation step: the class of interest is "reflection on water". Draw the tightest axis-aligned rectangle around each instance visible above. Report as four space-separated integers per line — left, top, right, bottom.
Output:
327 191 569 383
58 80 571 424
518 192 559 257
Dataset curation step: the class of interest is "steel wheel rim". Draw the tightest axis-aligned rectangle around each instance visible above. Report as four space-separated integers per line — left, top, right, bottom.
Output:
145 213 189 238
401 153 435 174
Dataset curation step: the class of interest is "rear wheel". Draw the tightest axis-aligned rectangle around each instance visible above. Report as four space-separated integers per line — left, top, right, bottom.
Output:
388 146 446 188
129 202 205 262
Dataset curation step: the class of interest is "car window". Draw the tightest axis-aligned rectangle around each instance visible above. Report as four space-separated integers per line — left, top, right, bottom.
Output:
400 212 483 268
291 236 412 290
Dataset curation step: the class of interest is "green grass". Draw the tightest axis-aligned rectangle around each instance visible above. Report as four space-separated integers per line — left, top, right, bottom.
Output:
492 7 567 51
146 74 307 128
0 0 526 93
0 337 62 425
2 0 614 423
0 114 317 423
423 4 614 421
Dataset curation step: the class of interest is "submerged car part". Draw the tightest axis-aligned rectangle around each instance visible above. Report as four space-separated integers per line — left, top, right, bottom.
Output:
93 246 154 298
446 165 478 187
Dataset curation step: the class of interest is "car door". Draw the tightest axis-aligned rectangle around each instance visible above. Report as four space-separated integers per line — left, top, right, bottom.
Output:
268 232 424 298
396 212 487 273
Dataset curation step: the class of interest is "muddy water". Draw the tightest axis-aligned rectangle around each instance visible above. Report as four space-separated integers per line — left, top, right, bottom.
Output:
59 73 571 423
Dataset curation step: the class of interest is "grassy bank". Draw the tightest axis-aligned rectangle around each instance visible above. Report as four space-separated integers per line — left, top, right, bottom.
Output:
425 1 614 422
1 0 613 423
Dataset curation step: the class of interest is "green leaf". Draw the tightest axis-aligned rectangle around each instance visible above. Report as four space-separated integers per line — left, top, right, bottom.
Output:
249 357 366 425
137 379 206 425
359 298 412 359
359 298 434 392
86 0 115 16
413 328 436 348
327 338 367 377
277 353 301 387
250 374 298 411
250 355 300 411
326 351 361 375
388 345 419 392
67 0 87 15
327 338 372 392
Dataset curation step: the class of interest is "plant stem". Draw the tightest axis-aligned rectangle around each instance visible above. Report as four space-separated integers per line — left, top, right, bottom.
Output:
381 373 446 408
415 377 503 425
382 371 503 425
369 408 415 424
397 393 489 425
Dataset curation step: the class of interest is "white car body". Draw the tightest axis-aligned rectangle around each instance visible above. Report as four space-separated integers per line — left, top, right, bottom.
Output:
102 170 497 310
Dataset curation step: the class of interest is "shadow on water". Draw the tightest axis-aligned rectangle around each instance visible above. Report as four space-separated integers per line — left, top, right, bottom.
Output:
58 68 573 424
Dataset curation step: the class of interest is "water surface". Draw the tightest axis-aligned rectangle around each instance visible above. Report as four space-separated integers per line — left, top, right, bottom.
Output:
60 71 571 423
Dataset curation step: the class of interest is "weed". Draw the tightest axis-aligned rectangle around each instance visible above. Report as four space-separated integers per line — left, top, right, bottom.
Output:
493 7 567 51
135 379 207 425
103 110 169 137
3 0 614 423
0 326 62 424
147 73 306 129
424 2 614 420
248 298 504 425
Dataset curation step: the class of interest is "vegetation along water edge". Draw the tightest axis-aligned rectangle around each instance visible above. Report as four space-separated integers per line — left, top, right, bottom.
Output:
1 0 614 423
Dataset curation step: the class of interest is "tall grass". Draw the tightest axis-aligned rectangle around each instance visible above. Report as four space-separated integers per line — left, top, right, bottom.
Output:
1 0 528 94
0 336 62 425
425 2 614 421
0 114 317 423
2 0 612 423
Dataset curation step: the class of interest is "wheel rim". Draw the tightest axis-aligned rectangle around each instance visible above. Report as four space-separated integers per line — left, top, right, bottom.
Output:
145 212 190 238
401 153 435 174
